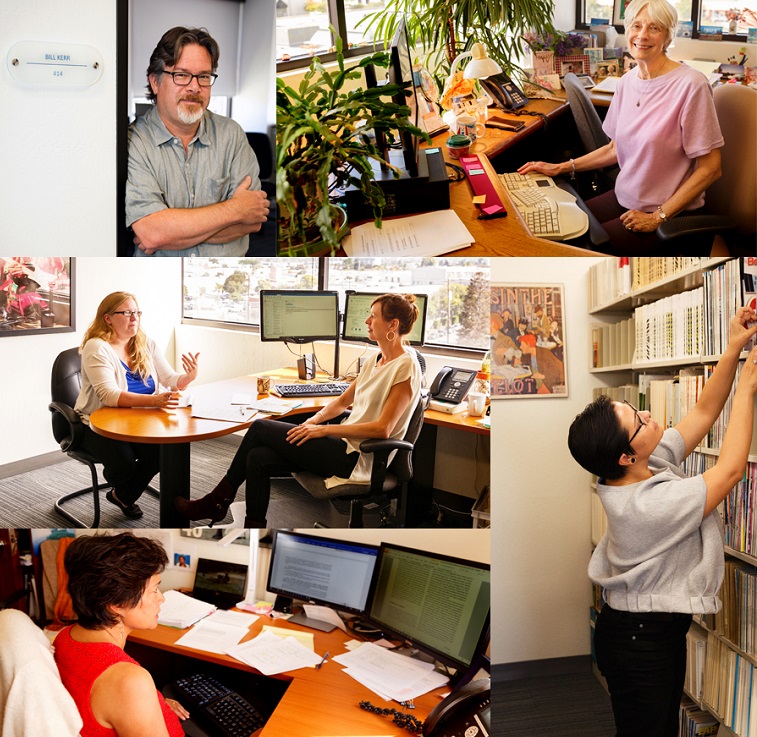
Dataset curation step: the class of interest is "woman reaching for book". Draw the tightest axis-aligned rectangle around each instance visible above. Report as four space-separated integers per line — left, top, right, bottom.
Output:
567 306 757 737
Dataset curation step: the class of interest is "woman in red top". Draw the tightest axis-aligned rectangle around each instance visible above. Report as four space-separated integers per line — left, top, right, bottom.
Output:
54 533 188 737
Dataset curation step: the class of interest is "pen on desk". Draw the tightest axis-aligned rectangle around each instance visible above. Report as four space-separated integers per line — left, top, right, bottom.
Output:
316 650 330 669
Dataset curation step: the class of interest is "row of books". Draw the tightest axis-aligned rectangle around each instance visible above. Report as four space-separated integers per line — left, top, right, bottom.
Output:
590 491 607 545
591 317 635 368
634 287 704 363
588 257 703 309
703 260 743 357
721 463 757 561
680 695 720 737
702 631 756 737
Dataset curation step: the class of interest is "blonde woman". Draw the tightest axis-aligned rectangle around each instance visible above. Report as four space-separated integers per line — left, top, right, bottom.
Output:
74 291 200 518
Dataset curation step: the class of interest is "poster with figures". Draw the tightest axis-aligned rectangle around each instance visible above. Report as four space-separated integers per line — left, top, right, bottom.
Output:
490 283 567 398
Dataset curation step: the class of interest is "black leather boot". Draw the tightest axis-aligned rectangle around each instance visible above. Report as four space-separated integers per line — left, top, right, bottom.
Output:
175 478 236 527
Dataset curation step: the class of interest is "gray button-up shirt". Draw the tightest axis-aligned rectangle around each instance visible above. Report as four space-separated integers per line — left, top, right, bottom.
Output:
126 105 261 257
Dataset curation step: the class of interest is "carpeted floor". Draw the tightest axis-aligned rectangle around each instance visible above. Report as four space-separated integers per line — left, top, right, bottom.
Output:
0 438 360 529
491 670 615 737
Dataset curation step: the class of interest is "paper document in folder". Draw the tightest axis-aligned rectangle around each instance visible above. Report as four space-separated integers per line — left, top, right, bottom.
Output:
342 210 473 257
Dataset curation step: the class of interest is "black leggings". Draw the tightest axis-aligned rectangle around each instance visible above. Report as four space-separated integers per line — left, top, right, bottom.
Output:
78 424 159 505
586 190 665 255
594 604 692 737
226 418 359 522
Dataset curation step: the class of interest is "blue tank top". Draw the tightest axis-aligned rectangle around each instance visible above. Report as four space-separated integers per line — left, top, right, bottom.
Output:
120 360 155 395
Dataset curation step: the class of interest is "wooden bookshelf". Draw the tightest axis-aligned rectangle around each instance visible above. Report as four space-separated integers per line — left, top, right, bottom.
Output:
587 256 757 737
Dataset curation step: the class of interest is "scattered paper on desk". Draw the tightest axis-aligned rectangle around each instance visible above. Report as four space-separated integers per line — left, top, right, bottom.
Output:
342 210 473 257
191 401 256 422
332 642 434 690
248 397 302 415
302 605 347 632
231 393 252 405
174 619 250 654
236 600 274 615
344 665 449 702
158 590 216 629
261 625 315 650
204 609 257 628
227 630 322 675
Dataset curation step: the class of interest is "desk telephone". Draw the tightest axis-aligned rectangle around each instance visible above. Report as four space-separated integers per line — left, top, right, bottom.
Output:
429 367 477 404
424 678 491 737
480 73 528 110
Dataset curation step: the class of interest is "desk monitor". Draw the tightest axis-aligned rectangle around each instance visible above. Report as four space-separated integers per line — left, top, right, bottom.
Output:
259 290 339 343
342 291 428 347
388 16 420 177
365 543 490 683
266 530 380 631
192 558 248 610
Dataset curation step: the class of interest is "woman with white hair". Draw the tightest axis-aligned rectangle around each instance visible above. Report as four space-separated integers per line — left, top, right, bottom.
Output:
519 0 724 253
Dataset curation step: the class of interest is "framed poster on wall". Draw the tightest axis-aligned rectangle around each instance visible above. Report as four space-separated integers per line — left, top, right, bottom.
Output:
490 283 567 398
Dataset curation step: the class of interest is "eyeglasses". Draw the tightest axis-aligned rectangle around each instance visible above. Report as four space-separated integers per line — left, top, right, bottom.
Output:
111 310 142 318
622 400 647 445
163 71 218 87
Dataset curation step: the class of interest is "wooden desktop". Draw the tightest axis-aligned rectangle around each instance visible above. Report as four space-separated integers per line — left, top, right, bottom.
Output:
127 612 449 736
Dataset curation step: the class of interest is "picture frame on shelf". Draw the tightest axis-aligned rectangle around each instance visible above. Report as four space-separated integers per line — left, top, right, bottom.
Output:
0 257 75 337
555 56 590 77
490 283 568 398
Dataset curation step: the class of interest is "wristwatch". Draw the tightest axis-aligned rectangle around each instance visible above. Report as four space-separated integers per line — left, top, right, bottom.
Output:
657 206 668 222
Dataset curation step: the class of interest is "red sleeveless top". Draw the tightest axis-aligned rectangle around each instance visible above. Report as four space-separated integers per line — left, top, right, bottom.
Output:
53 626 184 737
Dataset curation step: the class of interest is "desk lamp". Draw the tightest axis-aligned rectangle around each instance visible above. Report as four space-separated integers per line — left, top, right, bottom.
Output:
448 42 503 82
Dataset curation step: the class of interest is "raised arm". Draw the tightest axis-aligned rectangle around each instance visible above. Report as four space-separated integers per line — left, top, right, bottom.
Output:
701 344 757 516
676 307 757 456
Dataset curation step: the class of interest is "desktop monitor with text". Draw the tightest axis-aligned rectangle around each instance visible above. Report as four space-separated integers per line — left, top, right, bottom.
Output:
266 530 380 627
365 543 490 680
259 290 339 343
342 291 428 346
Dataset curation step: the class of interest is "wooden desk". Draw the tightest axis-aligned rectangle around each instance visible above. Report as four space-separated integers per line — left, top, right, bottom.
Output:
127 613 448 736
90 376 260 527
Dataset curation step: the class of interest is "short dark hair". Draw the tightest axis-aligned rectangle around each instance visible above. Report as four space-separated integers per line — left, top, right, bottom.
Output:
64 533 168 629
567 395 633 480
146 26 220 102
371 294 419 339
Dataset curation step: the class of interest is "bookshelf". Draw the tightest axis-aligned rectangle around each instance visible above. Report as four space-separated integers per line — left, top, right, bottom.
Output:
587 257 757 737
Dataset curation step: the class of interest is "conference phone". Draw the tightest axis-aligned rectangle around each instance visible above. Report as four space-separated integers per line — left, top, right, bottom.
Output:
499 172 589 241
424 677 491 737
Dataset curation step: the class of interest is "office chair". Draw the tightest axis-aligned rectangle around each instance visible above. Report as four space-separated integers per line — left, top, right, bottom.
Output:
48 348 158 528
246 130 276 256
656 83 757 256
291 394 428 528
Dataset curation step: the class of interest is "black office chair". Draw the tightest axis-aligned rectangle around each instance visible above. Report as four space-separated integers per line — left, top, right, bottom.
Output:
246 129 276 256
48 348 158 528
291 394 428 528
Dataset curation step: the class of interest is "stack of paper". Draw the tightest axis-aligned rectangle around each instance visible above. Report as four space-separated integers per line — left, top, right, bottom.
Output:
158 590 216 629
333 642 449 702
342 210 474 257
191 401 256 422
249 396 303 414
227 629 322 675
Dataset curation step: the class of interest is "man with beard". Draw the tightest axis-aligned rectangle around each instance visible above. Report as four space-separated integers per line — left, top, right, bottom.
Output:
126 27 269 256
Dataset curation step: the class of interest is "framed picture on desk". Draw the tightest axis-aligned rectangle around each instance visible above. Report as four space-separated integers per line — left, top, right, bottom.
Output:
489 284 568 399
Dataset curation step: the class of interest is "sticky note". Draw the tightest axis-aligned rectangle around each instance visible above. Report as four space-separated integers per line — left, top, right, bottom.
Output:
472 195 487 204
468 168 485 175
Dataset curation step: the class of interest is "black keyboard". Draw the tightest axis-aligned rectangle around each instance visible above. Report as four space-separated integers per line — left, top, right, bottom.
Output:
274 382 349 397
173 673 265 737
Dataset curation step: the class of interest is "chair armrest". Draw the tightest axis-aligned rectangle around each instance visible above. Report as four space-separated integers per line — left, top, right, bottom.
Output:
359 438 414 455
657 215 736 241
48 401 83 452
555 181 611 248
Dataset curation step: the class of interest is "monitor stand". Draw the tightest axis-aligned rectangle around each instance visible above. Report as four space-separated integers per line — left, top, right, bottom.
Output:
288 610 336 633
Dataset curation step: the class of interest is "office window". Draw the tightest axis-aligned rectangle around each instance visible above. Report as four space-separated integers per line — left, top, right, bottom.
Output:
578 0 693 29
182 257 490 352
276 0 391 68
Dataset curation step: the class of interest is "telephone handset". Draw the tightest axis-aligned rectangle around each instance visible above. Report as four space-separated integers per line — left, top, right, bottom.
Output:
480 73 528 110
423 678 491 737
429 367 477 404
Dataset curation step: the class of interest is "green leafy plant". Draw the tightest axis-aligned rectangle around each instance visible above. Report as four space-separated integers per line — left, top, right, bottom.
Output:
360 0 556 87
276 38 428 255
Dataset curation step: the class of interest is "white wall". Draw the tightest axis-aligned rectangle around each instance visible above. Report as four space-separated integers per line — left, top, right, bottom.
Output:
0 1 117 256
490 257 607 665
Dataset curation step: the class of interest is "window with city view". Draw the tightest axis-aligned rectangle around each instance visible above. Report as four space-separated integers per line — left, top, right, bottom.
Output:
182 257 490 352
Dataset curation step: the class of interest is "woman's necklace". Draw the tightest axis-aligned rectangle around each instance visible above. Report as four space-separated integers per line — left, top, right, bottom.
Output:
636 58 671 107
103 622 124 648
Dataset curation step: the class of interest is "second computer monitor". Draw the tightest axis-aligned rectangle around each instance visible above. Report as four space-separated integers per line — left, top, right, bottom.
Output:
365 543 490 680
342 292 427 346
259 290 339 343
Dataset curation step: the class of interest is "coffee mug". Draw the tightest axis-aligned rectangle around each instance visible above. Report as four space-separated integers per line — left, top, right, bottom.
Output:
456 113 485 142
257 375 272 394
467 391 486 417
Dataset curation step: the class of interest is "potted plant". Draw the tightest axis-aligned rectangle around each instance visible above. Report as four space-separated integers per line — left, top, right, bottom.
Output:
523 31 589 75
276 38 428 256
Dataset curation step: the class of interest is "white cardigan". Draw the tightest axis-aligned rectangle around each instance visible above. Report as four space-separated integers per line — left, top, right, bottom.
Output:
74 336 182 425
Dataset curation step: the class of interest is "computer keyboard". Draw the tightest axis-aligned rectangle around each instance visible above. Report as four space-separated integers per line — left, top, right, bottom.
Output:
499 172 589 241
173 673 265 737
274 382 349 398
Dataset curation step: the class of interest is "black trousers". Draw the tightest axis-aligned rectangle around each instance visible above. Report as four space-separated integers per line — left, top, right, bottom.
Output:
226 418 359 523
586 190 665 255
594 603 692 737
79 424 159 505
